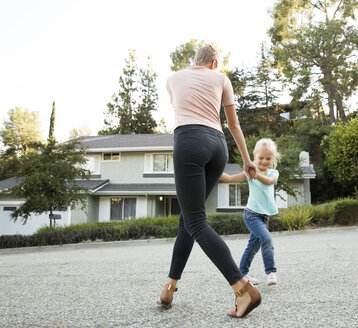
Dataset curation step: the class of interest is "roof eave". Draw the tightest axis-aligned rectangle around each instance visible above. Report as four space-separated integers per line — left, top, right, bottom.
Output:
94 190 177 196
85 146 173 152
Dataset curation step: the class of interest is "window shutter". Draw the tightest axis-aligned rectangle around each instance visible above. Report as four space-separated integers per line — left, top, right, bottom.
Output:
218 183 229 207
93 155 101 174
144 154 153 172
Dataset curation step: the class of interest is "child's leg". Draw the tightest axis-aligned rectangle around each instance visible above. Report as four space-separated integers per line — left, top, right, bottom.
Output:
243 211 276 274
260 217 276 274
239 231 260 275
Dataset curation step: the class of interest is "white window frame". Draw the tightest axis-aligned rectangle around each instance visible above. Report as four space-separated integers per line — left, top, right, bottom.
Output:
144 153 174 173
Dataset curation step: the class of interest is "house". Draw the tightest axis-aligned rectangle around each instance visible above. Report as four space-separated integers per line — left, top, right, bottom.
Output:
0 134 316 235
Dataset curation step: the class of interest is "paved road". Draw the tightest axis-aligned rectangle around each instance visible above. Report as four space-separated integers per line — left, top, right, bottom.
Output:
1 226 358 328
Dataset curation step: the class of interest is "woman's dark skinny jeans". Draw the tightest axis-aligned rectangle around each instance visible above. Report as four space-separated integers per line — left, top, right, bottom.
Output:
168 125 244 285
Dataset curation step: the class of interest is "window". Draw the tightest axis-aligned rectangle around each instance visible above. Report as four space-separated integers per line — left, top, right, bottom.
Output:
229 184 249 207
144 153 174 173
3 206 16 212
110 198 136 220
103 153 120 161
229 185 239 206
153 154 173 172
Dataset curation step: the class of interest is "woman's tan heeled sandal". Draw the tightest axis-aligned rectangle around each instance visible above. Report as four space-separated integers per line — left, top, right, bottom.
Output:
157 283 178 309
230 281 262 318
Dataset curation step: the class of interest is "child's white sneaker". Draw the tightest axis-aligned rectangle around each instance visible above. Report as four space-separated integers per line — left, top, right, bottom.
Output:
266 272 278 285
245 275 260 285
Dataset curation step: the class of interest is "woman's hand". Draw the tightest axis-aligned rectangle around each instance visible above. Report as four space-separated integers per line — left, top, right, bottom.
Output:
244 161 257 180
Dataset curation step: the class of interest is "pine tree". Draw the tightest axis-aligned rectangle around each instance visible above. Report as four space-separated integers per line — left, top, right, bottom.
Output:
135 57 158 133
100 50 158 135
48 101 55 143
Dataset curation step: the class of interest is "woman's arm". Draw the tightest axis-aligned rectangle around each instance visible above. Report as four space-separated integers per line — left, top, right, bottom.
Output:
224 104 257 180
255 173 277 185
221 172 246 183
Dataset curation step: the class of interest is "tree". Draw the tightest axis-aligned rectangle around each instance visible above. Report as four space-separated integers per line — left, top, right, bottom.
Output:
269 0 358 123
169 39 231 73
222 48 285 162
226 45 284 138
99 50 158 135
48 101 55 143
324 117 358 194
234 131 303 198
0 107 43 155
135 58 158 133
9 140 90 230
68 125 92 140
9 104 91 230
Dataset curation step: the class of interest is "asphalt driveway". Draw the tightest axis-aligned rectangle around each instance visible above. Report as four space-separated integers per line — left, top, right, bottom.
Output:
1 226 357 328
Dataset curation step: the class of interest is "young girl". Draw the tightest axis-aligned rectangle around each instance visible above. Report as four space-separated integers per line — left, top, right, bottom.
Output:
221 138 280 286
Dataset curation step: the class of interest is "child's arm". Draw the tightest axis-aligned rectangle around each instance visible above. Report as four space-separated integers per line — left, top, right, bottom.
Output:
220 172 246 183
255 173 277 185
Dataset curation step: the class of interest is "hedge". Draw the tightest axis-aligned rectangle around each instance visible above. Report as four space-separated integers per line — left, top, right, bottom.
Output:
1 199 357 249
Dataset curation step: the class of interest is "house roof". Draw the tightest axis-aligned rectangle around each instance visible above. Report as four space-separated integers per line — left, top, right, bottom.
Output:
0 177 109 193
75 179 110 192
0 177 24 192
75 134 174 152
224 164 243 175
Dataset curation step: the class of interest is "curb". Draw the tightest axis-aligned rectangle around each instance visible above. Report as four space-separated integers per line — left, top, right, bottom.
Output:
1 225 357 255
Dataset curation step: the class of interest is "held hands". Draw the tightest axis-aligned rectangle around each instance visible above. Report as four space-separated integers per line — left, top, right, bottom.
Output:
244 162 257 181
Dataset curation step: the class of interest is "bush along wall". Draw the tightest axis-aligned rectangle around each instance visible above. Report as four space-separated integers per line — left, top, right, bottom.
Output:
1 199 357 249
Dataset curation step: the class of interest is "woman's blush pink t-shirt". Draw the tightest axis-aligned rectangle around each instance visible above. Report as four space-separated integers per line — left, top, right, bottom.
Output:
166 66 235 132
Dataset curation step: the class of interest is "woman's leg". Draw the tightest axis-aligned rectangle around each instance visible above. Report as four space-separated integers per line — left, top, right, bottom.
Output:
172 128 243 285
168 213 194 280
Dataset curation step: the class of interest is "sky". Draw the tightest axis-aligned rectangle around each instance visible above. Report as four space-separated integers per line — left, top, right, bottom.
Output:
0 0 286 141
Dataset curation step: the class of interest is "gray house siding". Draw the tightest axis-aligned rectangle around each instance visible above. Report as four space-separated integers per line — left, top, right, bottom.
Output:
0 134 316 235
287 180 305 206
87 196 99 223
71 200 88 225
206 186 218 214
99 151 174 184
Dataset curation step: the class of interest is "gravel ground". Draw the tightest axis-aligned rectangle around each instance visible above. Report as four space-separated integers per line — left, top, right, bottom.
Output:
1 226 358 328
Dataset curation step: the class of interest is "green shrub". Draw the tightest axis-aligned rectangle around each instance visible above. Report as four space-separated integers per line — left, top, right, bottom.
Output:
331 199 358 225
4 200 357 249
207 213 248 235
310 203 335 225
267 215 285 232
278 205 313 230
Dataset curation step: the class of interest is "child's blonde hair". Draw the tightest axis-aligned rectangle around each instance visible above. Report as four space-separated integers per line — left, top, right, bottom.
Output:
253 138 281 169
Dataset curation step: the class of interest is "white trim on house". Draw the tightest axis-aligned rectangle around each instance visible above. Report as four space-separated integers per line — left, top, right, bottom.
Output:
99 197 110 222
86 146 173 152
294 174 316 179
95 190 177 196
218 183 229 207
136 197 147 218
91 181 110 193
143 153 174 174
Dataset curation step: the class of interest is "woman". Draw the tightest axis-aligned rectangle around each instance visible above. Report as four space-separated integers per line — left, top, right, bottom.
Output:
157 44 261 318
